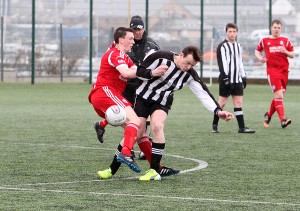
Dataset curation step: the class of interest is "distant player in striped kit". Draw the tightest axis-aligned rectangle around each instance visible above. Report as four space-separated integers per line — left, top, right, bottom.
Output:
212 23 255 134
255 19 294 128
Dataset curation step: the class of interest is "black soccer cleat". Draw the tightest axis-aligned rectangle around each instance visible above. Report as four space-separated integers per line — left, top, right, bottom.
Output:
281 119 291 128
138 151 147 160
94 121 105 143
238 127 256 133
212 124 219 133
158 166 180 177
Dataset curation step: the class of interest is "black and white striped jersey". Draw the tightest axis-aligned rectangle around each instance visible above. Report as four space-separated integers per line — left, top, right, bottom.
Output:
217 39 246 84
136 50 220 113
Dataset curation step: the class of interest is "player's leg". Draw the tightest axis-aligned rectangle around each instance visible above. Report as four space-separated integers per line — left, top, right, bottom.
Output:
232 84 255 133
212 81 230 133
268 74 291 128
138 116 152 160
264 74 277 128
212 96 228 133
232 96 255 133
116 106 141 173
140 109 167 181
97 143 123 179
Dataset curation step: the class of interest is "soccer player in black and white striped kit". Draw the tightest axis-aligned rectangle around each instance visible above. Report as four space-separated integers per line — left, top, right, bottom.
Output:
134 46 234 180
212 23 255 133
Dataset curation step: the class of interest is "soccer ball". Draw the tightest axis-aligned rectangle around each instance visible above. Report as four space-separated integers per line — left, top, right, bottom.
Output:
105 105 126 126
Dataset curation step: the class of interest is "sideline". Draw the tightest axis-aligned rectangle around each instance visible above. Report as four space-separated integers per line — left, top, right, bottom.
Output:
1 186 300 207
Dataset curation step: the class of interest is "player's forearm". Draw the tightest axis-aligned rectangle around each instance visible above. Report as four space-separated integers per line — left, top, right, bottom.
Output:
255 50 263 60
286 51 295 59
118 66 137 79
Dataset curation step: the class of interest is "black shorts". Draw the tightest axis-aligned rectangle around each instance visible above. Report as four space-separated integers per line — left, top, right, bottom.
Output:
123 83 136 105
134 95 169 118
219 82 244 97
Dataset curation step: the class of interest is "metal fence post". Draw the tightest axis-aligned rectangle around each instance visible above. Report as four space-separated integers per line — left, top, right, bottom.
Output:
145 0 149 32
200 0 204 78
1 16 3 82
31 0 35 84
60 23 63 82
89 0 93 84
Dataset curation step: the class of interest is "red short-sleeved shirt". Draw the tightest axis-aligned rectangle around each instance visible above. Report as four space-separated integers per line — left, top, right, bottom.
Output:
94 47 135 93
88 47 135 118
256 36 293 74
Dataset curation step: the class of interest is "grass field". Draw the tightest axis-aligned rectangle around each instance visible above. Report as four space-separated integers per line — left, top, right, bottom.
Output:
0 83 299 210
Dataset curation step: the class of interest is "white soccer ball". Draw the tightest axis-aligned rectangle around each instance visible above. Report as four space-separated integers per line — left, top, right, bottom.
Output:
105 105 126 126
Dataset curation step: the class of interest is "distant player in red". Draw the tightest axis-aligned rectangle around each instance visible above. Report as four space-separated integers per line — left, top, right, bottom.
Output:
255 19 294 128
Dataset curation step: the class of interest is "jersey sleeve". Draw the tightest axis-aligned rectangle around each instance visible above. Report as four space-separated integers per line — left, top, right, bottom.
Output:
255 38 264 52
187 69 221 114
239 43 246 78
286 38 294 52
109 50 129 69
217 43 229 76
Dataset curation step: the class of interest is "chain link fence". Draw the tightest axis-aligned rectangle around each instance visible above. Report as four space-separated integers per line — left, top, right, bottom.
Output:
1 0 300 83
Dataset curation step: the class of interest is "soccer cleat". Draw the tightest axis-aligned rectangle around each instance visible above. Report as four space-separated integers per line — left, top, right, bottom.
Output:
138 151 147 160
117 152 141 173
131 149 136 158
94 121 105 143
281 119 291 128
139 169 161 181
158 166 180 177
264 112 271 128
212 124 219 133
238 127 256 133
97 168 112 179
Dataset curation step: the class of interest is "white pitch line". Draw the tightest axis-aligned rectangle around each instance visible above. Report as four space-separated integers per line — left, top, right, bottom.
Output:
0 186 299 207
0 142 208 187
1 142 299 207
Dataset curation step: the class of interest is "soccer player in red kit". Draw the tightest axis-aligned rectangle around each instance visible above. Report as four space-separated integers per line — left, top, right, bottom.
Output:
88 27 142 172
89 27 167 173
255 19 294 128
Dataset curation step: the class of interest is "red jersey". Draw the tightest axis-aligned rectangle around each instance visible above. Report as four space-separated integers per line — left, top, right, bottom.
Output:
256 35 293 73
94 47 135 94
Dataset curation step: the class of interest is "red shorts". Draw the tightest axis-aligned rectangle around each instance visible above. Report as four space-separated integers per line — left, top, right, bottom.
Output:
267 71 288 93
88 86 132 118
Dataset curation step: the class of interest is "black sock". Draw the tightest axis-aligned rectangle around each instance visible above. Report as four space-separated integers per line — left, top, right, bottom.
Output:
151 142 165 171
109 144 122 175
234 107 245 129
213 114 219 125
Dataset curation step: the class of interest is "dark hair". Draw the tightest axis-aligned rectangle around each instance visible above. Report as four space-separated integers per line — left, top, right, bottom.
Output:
225 23 238 32
182 46 202 63
114 27 134 44
271 19 282 26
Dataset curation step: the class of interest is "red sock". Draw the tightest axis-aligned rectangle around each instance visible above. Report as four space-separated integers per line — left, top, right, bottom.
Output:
122 123 139 156
138 136 152 163
274 98 285 121
268 99 276 117
100 119 108 128
138 136 163 168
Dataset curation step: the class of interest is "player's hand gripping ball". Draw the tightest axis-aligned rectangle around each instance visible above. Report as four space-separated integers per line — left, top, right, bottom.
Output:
105 105 127 126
